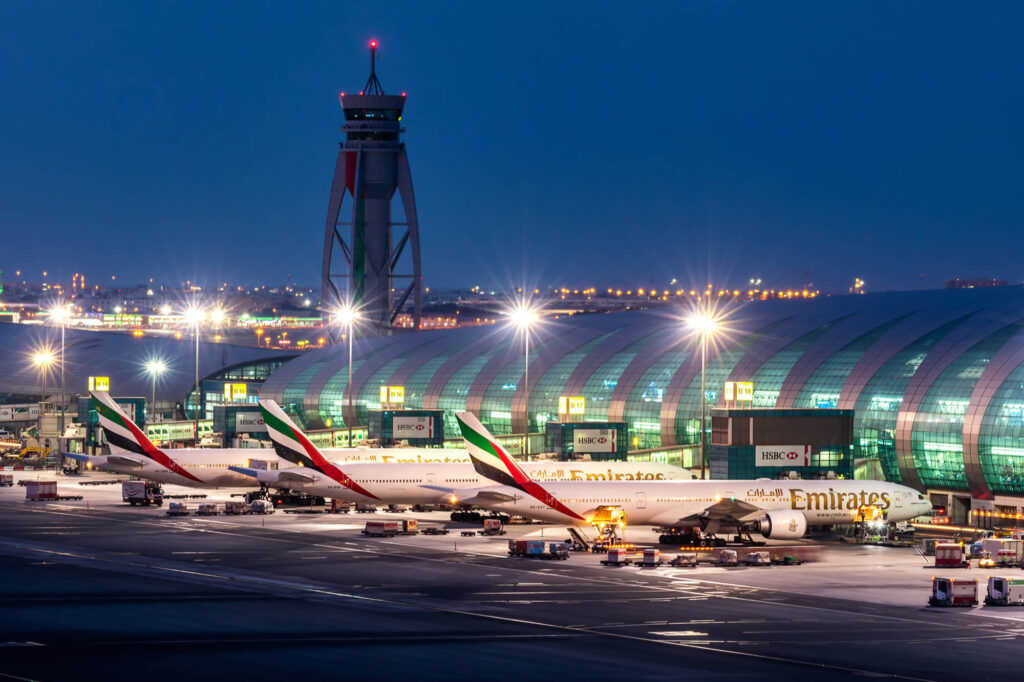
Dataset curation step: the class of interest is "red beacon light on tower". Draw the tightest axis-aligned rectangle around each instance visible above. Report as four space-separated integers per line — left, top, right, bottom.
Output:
370 39 378 49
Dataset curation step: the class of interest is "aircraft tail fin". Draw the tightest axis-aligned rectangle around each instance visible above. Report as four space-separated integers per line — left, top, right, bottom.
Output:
454 411 532 489
259 399 378 500
91 390 157 458
455 411 586 522
91 390 203 482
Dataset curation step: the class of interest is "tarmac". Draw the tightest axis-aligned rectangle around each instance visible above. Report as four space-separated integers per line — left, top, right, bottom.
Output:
2 471 1022 681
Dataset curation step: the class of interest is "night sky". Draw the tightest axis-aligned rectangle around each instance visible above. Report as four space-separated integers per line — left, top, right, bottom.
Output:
1 2 1021 292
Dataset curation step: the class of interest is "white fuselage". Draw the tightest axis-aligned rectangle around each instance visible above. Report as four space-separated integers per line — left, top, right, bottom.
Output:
254 461 693 504
83 449 286 488
462 479 932 527
88 446 471 488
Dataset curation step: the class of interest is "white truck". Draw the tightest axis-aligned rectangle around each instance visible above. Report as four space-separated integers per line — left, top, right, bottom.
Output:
985 577 1024 606
122 481 163 506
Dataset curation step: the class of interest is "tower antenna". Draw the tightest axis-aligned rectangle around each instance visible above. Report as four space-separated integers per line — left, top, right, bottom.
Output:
363 39 384 95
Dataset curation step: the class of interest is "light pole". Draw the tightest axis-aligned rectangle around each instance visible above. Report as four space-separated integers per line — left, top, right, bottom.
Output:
507 303 539 457
144 359 167 424
334 304 359 447
183 306 205 446
49 303 72 437
688 307 720 480
33 350 54 404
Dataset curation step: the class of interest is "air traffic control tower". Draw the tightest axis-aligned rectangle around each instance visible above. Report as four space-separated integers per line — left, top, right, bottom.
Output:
321 41 422 337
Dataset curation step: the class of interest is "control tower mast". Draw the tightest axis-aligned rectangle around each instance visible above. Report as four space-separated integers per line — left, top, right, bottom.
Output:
321 40 422 337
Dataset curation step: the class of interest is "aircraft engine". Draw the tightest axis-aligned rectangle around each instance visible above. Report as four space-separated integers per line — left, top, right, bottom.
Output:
757 510 808 540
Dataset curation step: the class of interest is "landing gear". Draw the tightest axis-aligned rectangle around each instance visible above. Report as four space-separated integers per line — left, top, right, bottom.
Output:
656 527 727 547
245 484 270 504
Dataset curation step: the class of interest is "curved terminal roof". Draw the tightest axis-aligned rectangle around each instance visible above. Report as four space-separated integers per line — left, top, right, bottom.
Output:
260 288 1024 499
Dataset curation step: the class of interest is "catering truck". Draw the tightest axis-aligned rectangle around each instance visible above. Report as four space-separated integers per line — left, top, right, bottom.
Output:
985 577 1024 606
122 481 164 506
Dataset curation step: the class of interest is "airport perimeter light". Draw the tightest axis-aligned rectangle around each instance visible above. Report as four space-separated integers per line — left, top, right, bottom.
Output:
144 359 168 423
687 306 723 480
506 301 541 457
333 303 362 447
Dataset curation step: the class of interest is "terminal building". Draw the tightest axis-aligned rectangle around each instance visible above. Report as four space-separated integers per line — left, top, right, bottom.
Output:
260 287 1024 522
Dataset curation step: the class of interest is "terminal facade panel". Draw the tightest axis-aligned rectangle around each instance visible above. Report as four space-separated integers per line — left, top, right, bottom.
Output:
259 288 1024 517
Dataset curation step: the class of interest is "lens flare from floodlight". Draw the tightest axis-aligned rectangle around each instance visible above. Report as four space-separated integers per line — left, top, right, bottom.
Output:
33 350 54 368
48 302 72 323
182 306 205 327
145 359 168 377
506 302 540 330
208 307 226 325
334 304 360 327
688 312 720 335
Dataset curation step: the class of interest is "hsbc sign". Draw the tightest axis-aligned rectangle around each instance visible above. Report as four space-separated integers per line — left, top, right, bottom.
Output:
755 445 811 467
235 412 267 433
574 428 616 453
393 416 434 439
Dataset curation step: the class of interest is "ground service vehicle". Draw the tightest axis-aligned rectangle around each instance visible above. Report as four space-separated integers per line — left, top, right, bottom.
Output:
934 543 969 568
0 474 13 487
122 481 164 506
507 540 569 560
166 502 189 516
363 521 399 537
717 549 739 566
639 549 663 567
224 501 247 515
985 577 1024 606
929 577 977 607
362 520 417 537
669 553 698 567
601 548 633 566
745 551 771 566
248 499 275 515
25 481 57 500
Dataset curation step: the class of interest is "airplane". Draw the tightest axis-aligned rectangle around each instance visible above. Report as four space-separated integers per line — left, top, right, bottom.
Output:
228 400 695 506
64 391 287 488
454 410 933 542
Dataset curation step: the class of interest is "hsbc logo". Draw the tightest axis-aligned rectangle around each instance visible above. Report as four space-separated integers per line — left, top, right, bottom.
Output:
755 445 811 467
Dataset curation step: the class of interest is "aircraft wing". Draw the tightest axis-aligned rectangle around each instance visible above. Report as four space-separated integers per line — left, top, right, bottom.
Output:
457 488 522 506
657 498 766 535
229 466 317 485
274 468 318 484
106 454 145 467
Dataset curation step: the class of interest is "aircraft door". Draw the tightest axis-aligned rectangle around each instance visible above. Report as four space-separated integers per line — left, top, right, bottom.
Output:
426 473 436 486
636 492 646 509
